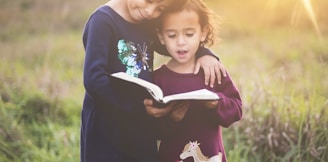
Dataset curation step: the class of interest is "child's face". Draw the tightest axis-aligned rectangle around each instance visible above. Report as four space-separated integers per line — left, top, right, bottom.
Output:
126 0 174 23
158 9 207 65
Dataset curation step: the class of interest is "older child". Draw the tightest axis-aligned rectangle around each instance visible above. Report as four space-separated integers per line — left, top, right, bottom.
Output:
146 0 243 161
81 0 226 161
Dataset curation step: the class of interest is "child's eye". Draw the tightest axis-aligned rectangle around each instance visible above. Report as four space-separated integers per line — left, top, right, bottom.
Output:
168 34 176 38
186 33 194 37
146 0 154 4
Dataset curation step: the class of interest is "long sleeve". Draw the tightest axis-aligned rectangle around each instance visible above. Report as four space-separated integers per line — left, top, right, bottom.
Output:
210 73 243 127
83 11 143 112
153 66 241 162
81 6 160 162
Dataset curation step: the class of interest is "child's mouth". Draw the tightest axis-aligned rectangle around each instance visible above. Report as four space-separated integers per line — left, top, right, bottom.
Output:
177 50 187 55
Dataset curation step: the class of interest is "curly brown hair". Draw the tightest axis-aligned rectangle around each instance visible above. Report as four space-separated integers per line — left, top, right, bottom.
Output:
157 0 219 47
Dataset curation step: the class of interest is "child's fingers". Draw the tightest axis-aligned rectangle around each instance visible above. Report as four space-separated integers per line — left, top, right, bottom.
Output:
143 98 153 106
205 100 219 109
209 66 216 88
214 64 222 85
170 107 188 122
193 61 201 75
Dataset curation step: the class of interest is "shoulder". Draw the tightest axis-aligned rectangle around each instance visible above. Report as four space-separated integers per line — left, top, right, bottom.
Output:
153 65 171 81
153 65 167 76
83 6 120 40
86 6 116 25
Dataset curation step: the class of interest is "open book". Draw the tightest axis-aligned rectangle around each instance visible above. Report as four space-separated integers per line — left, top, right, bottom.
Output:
110 72 219 105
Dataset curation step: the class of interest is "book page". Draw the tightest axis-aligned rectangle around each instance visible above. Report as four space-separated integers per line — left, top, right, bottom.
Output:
110 72 164 101
162 89 219 104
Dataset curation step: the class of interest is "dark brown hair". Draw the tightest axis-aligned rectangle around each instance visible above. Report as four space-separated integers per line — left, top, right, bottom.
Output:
157 0 219 46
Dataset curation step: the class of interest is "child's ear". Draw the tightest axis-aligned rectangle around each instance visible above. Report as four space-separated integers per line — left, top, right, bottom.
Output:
200 25 209 42
156 28 165 45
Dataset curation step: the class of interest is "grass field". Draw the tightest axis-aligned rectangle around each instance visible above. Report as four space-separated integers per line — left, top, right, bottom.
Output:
0 0 327 161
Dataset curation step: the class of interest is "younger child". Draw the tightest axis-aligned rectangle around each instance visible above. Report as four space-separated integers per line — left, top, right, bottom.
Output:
146 0 243 161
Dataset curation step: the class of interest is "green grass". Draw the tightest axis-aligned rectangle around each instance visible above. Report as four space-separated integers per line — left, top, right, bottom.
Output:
0 0 327 161
217 27 328 161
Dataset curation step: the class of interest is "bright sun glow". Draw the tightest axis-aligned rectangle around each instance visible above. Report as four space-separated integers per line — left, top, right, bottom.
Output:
266 0 321 39
301 0 322 38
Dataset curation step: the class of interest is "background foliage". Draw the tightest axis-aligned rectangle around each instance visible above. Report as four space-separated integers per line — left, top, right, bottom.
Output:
0 0 327 161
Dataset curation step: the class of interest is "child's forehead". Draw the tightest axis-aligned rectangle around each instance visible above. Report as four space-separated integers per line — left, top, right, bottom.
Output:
157 0 177 5
156 0 170 2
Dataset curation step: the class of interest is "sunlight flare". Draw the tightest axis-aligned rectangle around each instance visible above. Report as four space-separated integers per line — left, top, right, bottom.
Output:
301 0 322 39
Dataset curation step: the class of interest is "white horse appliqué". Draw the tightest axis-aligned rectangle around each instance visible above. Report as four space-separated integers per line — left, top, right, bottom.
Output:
179 141 222 162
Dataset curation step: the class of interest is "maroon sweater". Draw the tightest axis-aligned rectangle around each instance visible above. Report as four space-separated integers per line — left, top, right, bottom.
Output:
153 65 243 162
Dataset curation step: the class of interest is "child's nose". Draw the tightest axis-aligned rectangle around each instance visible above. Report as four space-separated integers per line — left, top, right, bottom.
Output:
177 36 186 45
145 5 156 17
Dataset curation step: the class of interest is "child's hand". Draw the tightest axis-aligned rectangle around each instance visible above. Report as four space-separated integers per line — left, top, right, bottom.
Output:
144 99 173 118
170 101 190 122
194 55 227 87
198 100 219 109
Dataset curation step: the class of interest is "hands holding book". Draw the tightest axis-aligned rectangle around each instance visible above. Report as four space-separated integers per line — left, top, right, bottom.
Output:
144 99 219 122
144 99 190 122
110 72 220 121
169 102 190 122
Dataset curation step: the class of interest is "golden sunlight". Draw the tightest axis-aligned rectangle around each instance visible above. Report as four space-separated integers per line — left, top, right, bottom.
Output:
301 0 322 38
265 0 322 39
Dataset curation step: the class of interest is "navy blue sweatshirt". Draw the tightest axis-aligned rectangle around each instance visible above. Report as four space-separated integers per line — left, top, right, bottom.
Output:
81 5 216 162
